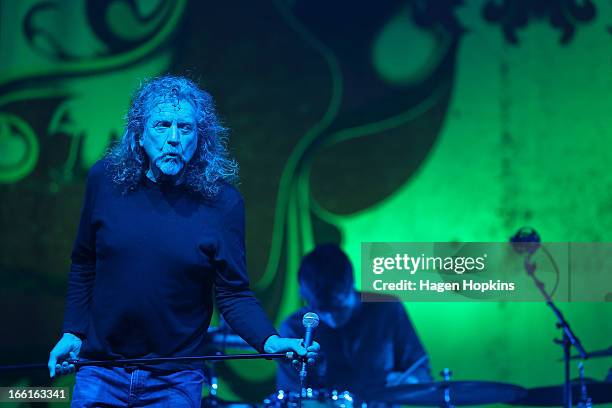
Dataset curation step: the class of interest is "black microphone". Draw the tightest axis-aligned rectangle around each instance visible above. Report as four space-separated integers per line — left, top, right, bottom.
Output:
510 226 541 255
300 312 319 382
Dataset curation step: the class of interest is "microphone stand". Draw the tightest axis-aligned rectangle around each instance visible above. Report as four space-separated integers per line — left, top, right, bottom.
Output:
0 353 289 374
522 253 588 408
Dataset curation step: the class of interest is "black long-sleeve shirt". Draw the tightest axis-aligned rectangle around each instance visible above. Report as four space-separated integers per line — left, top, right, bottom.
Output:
62 160 277 371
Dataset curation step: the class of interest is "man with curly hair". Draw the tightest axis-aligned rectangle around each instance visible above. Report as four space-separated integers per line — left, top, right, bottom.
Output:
47 75 317 407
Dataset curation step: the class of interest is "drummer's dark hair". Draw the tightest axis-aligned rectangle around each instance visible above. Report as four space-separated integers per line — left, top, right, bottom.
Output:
298 244 354 300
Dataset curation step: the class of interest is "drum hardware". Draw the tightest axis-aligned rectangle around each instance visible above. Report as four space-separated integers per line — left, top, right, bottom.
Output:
201 326 249 407
363 377 527 406
441 368 453 408
510 380 612 406
206 326 253 351
577 363 593 408
509 356 612 406
264 389 358 408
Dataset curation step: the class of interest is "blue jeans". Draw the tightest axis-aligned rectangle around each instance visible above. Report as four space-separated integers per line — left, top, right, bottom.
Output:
71 365 205 407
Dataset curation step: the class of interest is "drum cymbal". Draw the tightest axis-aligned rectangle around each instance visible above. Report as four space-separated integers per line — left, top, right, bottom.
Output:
363 381 526 406
510 382 612 406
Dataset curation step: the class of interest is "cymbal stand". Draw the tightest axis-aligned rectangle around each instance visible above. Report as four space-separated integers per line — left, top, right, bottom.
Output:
577 363 592 408
440 368 454 408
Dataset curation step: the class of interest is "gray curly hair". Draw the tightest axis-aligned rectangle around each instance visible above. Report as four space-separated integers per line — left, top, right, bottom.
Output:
106 75 239 197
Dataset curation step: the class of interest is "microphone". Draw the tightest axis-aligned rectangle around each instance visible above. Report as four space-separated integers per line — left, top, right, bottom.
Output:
300 312 319 382
510 226 541 255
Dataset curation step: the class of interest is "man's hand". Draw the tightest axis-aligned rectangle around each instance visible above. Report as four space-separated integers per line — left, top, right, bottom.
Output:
263 335 320 368
48 333 82 379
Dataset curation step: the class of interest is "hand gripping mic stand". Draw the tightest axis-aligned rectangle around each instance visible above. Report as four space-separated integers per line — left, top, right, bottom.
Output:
511 228 588 408
298 312 320 408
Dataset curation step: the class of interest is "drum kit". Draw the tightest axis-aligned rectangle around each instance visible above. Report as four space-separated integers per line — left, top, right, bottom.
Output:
0 316 608 408
202 326 612 408
2 230 608 407
203 230 612 408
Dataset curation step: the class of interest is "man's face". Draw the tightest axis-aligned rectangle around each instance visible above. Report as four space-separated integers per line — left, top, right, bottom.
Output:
301 283 356 329
139 99 198 179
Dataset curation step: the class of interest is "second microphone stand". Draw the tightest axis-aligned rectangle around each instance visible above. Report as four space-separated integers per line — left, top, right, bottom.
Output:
522 252 588 408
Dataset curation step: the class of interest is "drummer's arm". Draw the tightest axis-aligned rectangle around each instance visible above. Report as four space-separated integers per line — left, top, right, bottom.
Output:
389 303 433 385
386 355 432 386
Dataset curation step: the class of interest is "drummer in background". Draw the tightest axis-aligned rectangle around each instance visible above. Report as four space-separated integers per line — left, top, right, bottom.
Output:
277 244 432 392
